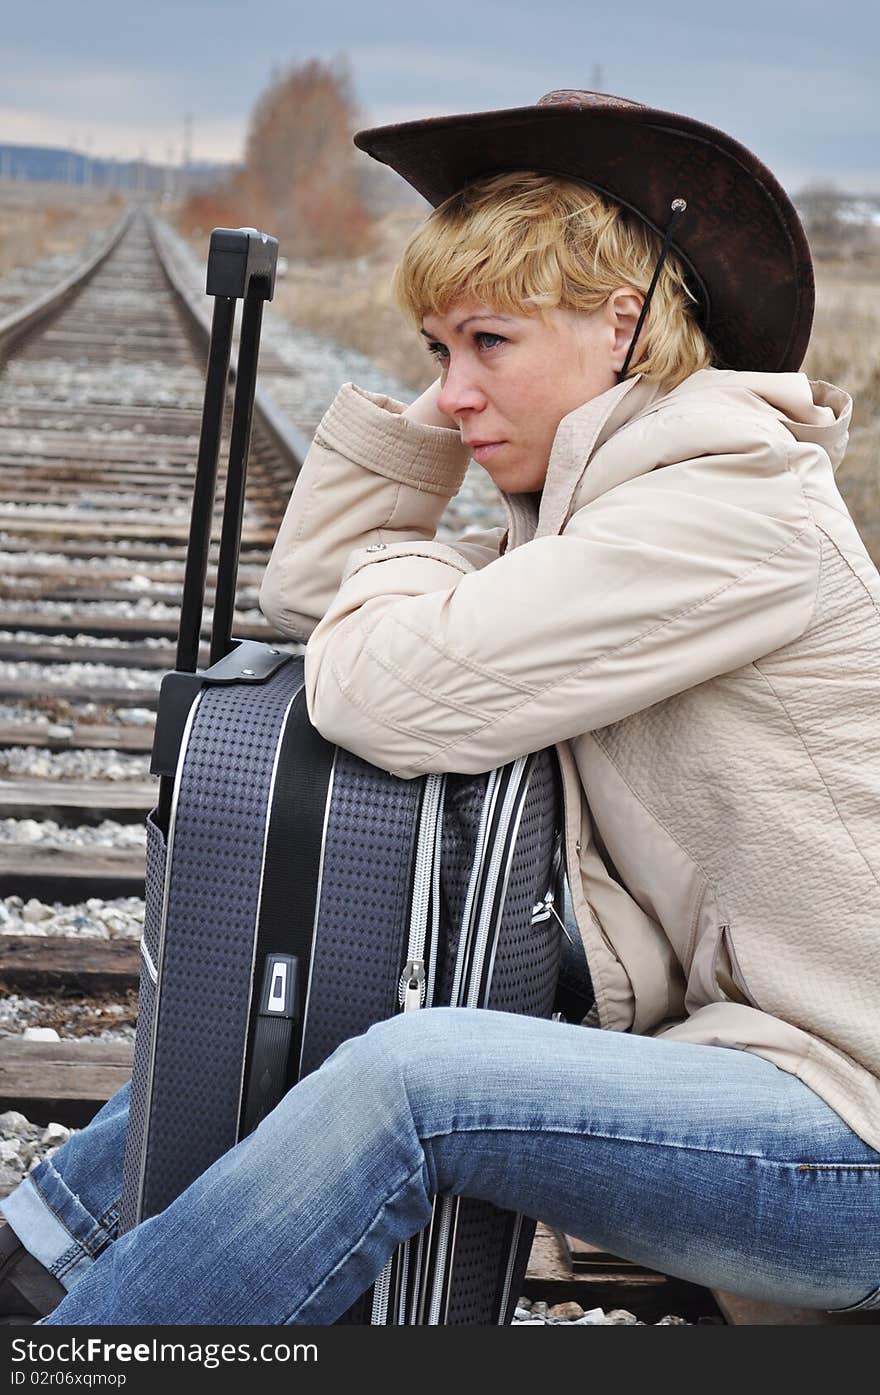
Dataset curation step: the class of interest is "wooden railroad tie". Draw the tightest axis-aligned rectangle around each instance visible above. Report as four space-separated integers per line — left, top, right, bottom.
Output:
0 844 146 900
0 1036 133 1131
0 933 140 993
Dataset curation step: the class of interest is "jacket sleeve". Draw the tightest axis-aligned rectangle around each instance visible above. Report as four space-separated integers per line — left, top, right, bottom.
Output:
259 382 505 641
304 411 822 778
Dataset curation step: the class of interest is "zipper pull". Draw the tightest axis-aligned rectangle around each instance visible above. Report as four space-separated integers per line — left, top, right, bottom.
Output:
532 889 571 937
548 896 573 938
532 895 551 923
400 959 426 1012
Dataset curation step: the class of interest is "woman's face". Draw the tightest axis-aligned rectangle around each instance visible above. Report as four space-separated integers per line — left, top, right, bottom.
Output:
421 289 643 493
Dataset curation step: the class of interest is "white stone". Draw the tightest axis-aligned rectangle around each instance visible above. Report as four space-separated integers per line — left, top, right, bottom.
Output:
574 1308 611 1324
0 1110 31 1132
42 1123 70 1145
14 819 43 843
22 1026 60 1041
22 899 53 924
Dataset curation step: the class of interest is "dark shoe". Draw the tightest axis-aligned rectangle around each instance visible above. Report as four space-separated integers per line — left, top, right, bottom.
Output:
0 1217 67 1324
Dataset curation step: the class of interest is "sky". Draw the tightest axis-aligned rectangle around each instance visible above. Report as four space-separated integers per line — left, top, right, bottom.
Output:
1 0 878 193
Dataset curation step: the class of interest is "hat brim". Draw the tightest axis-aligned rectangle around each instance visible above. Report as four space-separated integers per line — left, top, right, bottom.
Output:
354 100 814 374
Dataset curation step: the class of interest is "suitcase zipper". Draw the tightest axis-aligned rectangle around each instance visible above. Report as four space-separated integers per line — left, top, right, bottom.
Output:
404 769 499 1324
397 774 445 1013
401 960 426 1013
369 1259 393 1325
498 1213 524 1325
426 1194 461 1325
421 760 534 1323
466 757 529 1008
373 774 446 1325
450 769 503 1007
532 841 565 926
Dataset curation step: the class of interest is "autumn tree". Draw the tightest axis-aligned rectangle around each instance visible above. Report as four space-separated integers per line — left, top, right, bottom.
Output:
241 55 375 258
176 55 377 258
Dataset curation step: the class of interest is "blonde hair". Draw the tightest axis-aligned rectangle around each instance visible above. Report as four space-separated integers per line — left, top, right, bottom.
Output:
392 171 714 393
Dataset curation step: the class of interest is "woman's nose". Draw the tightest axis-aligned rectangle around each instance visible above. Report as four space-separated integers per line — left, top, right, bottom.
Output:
437 361 486 419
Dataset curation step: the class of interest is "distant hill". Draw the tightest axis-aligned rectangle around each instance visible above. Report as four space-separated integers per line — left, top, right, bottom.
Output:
0 143 233 194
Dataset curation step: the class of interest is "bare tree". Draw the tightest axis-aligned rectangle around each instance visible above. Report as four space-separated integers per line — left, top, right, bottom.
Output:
243 55 374 258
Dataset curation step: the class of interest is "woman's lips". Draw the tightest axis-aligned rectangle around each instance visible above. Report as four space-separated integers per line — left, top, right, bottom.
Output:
470 442 505 464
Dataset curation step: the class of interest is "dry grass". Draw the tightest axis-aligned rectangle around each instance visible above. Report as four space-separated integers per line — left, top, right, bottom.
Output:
0 180 125 279
268 206 435 392
804 250 880 564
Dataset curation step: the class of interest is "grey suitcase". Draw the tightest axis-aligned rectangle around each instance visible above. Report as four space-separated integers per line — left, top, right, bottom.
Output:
119 228 567 1325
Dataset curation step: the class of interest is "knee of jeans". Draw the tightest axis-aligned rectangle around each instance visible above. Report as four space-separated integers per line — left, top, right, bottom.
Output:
361 1007 464 1074
311 1008 471 1132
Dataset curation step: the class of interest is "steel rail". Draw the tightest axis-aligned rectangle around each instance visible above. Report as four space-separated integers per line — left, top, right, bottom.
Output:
0 206 135 359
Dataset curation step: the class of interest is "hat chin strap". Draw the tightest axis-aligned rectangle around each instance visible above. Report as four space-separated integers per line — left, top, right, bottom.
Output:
617 199 687 383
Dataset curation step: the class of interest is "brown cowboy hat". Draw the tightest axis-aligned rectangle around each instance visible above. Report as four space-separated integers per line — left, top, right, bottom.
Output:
354 89 814 374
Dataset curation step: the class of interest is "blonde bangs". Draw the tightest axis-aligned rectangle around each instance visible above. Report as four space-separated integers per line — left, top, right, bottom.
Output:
392 171 714 393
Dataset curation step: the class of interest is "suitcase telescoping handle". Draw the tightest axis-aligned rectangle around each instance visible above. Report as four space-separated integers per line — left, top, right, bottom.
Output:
177 226 279 672
155 227 278 830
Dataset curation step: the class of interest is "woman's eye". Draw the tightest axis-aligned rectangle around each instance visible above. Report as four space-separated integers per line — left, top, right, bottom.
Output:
424 332 505 361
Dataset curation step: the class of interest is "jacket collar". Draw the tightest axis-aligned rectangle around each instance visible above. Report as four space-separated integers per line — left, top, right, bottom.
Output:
498 373 662 549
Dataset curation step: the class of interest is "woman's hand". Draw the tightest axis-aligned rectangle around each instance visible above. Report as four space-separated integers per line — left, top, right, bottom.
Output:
401 377 460 431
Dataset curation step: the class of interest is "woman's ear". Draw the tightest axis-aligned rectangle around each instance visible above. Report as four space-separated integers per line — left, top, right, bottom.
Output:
607 288 646 371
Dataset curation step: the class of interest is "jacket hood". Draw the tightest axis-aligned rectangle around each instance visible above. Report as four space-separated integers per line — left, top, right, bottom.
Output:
726 370 852 472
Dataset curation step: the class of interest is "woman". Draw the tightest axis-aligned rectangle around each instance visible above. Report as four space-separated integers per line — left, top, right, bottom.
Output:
3 89 879 1325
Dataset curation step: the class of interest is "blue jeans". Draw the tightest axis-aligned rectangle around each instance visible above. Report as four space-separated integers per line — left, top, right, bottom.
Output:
3 1007 880 1324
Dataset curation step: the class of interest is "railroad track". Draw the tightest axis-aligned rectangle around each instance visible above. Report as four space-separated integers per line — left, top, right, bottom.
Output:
0 210 859 1327
0 209 301 908
0 209 306 1164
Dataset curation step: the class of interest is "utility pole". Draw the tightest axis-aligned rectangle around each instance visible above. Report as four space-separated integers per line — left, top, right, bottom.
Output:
590 63 604 93
181 111 193 202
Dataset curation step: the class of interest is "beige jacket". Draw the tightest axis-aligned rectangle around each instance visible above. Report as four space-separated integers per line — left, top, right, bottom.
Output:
260 367 880 1153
